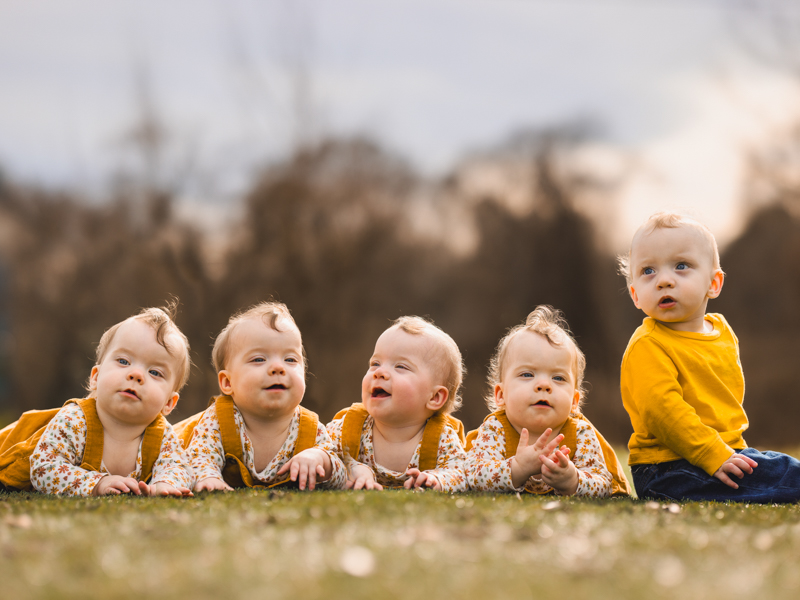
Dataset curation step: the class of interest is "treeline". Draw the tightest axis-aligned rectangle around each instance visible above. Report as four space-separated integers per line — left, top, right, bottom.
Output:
0 137 798 445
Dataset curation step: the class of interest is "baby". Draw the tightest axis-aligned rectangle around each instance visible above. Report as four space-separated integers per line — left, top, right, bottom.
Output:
620 211 800 502
0 305 193 496
326 316 467 492
466 306 628 496
178 302 346 491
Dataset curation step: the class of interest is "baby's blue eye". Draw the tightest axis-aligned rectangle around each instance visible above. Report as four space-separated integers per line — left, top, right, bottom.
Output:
285 357 297 363
396 364 408 370
252 357 265 363
117 358 130 366
521 372 533 378
643 267 655 275
149 369 163 378
676 262 688 270
553 375 566 382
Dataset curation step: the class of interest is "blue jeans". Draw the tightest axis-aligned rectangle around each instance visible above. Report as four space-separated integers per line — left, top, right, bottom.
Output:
632 448 800 503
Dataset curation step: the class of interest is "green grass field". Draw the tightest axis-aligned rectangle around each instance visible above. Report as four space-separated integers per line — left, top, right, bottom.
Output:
2 486 800 600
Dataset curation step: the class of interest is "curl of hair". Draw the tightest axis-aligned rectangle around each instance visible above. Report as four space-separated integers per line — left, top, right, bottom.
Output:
485 305 586 412
90 299 191 393
212 301 305 373
391 316 465 416
617 211 722 286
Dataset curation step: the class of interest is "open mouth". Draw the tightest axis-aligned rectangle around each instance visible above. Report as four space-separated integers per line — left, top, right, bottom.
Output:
371 387 391 398
659 296 676 308
533 400 551 407
122 388 140 400
265 384 287 390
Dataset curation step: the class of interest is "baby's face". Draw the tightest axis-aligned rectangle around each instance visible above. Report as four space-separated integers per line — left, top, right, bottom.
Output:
629 225 722 332
90 318 181 427
495 331 579 437
362 327 447 427
218 317 306 421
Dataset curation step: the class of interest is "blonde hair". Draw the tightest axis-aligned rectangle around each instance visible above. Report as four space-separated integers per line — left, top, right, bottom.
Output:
91 301 191 393
486 305 586 411
390 316 464 415
212 301 304 373
618 211 722 286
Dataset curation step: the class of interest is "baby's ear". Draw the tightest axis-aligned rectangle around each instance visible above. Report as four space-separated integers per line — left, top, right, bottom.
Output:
218 370 233 396
707 270 724 299
426 386 448 412
629 285 641 308
493 384 505 408
162 392 179 416
571 390 581 413
89 365 100 390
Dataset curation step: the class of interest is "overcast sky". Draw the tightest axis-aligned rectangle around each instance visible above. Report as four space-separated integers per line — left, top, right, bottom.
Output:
1 0 796 245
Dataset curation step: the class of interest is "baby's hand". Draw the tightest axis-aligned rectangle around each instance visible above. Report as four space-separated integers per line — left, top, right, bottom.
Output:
540 446 579 495
194 477 233 492
713 452 758 489
92 475 148 496
403 468 441 491
510 428 565 488
347 463 383 490
149 481 193 497
277 448 331 490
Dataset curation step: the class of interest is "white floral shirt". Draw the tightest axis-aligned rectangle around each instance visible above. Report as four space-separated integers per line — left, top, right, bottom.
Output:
465 415 612 497
187 404 347 489
29 403 192 496
326 414 467 492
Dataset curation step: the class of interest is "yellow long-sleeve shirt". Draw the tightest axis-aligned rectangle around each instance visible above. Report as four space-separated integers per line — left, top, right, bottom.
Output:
620 313 748 475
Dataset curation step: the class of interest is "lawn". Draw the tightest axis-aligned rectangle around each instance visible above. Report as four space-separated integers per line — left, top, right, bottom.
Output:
2 486 799 600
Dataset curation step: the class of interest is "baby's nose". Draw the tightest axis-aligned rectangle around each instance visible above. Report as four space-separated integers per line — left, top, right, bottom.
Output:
268 361 286 374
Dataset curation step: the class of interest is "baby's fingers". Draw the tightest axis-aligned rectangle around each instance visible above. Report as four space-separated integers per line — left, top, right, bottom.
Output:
518 428 530 449
554 449 571 468
737 455 758 471
276 460 291 476
124 478 142 495
716 471 739 489
296 464 308 490
532 428 553 449
540 433 565 456
724 463 745 480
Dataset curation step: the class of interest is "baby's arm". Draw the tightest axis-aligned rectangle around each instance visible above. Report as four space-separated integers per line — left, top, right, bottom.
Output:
405 424 467 492
186 407 231 492
148 424 194 497
30 404 108 496
541 421 613 497
625 339 738 476
325 416 382 490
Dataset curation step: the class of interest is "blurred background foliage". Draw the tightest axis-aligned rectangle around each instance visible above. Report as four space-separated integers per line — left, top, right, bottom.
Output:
2 118 800 446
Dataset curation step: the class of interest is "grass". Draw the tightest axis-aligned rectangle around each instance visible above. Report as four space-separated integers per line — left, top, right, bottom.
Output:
2 487 800 599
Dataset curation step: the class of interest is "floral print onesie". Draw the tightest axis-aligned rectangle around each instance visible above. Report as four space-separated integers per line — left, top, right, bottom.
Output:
187 403 347 489
30 403 192 496
326 414 467 492
466 415 612 496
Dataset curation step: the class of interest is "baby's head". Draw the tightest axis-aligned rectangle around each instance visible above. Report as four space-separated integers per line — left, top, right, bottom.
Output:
362 316 464 426
487 306 584 433
89 304 191 424
212 302 306 419
619 212 724 330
